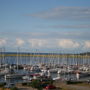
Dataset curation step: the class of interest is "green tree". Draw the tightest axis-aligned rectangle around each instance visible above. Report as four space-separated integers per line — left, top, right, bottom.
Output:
31 80 43 90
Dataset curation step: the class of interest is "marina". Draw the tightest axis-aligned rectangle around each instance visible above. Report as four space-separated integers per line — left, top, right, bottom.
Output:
0 48 90 90
0 51 90 85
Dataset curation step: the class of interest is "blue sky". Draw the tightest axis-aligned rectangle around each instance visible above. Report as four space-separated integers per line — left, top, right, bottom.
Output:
0 0 90 53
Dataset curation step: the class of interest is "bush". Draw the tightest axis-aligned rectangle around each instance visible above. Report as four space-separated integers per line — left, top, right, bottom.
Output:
10 87 18 90
0 83 6 87
30 80 43 90
66 80 83 84
41 79 53 87
22 82 27 86
46 80 53 84
27 82 32 86
22 82 32 86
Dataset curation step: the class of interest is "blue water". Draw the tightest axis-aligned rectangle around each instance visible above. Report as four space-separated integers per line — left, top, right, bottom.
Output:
1 56 90 65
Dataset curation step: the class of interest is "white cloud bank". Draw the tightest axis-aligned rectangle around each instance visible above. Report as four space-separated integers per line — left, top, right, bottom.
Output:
15 38 25 47
58 39 80 48
1 37 90 52
0 38 7 46
84 41 90 48
28 39 47 48
28 39 80 49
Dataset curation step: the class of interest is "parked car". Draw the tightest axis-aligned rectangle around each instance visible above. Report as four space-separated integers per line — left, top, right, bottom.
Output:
45 84 56 90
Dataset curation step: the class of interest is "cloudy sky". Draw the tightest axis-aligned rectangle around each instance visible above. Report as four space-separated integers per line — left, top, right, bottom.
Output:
0 0 90 53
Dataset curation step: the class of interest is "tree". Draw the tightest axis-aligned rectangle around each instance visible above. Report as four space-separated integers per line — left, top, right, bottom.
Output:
31 80 43 90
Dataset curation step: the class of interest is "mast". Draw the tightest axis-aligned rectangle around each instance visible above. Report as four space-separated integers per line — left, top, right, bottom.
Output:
16 47 19 72
0 48 2 67
3 47 5 65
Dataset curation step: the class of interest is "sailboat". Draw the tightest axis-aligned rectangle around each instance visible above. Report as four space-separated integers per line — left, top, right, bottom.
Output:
5 48 23 79
0 48 10 76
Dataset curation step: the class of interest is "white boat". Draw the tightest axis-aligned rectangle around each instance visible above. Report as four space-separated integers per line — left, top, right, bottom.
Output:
5 73 23 79
0 68 10 76
53 73 61 80
22 75 32 80
53 77 61 80
49 68 58 73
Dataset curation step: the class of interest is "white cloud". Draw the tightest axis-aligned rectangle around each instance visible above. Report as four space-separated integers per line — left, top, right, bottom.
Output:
84 41 90 48
0 38 7 46
28 38 80 49
16 38 24 47
28 39 47 48
58 39 80 48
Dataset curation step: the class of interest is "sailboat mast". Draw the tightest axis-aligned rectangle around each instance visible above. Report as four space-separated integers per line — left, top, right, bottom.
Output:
17 47 19 71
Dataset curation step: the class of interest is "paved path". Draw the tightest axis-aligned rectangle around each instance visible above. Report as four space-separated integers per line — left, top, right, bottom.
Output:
67 85 90 90
16 82 90 90
54 81 90 90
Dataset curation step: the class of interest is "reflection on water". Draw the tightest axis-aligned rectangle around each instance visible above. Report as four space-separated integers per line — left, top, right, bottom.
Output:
1 55 90 65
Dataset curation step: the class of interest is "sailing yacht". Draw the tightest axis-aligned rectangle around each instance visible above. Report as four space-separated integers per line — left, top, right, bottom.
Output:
0 48 10 76
4 48 23 79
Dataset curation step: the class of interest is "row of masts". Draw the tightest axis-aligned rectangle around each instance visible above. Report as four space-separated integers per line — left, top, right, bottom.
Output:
0 48 90 67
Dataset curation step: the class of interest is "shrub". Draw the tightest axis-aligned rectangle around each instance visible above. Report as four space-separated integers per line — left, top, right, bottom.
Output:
30 80 43 90
0 83 6 87
27 82 32 86
10 87 18 90
22 82 27 86
66 81 83 84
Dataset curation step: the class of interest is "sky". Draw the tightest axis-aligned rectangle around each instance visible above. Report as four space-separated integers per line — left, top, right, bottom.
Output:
0 0 90 53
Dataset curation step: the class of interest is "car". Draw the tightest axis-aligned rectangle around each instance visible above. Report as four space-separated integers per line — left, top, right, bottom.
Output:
45 84 56 90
